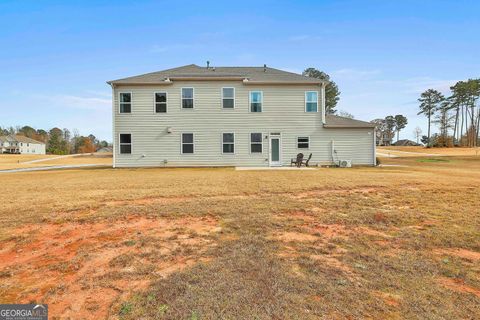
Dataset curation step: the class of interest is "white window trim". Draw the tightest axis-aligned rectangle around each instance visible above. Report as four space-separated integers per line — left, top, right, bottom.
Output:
305 91 319 112
222 87 235 109
181 87 195 109
153 92 168 113
221 132 235 155
249 132 263 154
118 92 132 114
181 133 195 154
297 136 310 149
118 133 132 155
249 91 263 113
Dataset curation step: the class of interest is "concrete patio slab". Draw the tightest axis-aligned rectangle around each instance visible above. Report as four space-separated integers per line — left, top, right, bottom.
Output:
235 166 316 171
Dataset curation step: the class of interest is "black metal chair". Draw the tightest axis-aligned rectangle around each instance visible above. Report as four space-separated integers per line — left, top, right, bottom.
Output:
301 153 312 167
290 153 304 167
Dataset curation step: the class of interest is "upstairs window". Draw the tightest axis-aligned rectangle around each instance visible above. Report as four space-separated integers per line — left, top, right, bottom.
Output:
305 91 318 112
119 134 132 154
155 92 167 113
250 133 263 153
119 93 131 113
222 88 235 108
222 133 235 154
182 133 194 154
250 91 263 112
182 88 194 109
297 136 309 149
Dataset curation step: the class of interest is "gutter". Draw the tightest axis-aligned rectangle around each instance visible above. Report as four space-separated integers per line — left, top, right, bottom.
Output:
323 124 376 129
109 83 116 168
106 78 326 86
242 79 324 85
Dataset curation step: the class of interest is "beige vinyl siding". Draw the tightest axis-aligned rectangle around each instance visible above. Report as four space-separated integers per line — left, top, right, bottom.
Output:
113 81 374 167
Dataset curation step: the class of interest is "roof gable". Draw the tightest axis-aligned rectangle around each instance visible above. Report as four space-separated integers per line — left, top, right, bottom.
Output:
324 115 375 128
107 64 324 85
0 135 45 144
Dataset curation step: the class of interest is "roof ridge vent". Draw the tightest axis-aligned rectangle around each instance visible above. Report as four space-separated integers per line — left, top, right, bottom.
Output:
263 64 267 72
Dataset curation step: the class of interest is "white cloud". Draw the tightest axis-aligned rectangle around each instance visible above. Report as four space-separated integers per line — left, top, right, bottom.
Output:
399 77 457 94
335 74 459 142
332 68 382 80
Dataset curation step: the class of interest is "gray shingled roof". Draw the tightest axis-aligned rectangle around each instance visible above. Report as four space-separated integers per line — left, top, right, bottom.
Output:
108 64 324 85
0 135 45 144
324 115 375 128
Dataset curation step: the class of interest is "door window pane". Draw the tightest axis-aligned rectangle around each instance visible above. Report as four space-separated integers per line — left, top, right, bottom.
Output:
271 138 279 161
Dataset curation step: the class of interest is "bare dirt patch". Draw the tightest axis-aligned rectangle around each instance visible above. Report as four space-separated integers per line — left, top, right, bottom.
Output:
433 248 480 262
274 231 318 242
293 187 379 199
437 277 480 298
309 254 355 276
372 290 401 307
0 216 219 319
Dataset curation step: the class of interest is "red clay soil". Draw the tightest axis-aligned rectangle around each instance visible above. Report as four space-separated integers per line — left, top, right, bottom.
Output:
0 216 219 319
433 248 480 262
437 277 480 298
372 291 401 307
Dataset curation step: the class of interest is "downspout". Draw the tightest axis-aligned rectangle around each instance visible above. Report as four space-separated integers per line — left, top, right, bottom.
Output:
321 82 326 124
331 140 335 165
373 128 376 166
110 83 116 168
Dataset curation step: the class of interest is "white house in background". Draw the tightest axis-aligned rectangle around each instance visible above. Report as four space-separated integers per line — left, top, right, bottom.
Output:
0 135 46 154
107 64 376 168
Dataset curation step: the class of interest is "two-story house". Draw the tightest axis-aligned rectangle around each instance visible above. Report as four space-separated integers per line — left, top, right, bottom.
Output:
108 64 375 168
0 135 46 154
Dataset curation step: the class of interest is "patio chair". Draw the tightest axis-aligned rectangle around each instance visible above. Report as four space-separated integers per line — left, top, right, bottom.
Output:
290 153 304 167
301 153 312 167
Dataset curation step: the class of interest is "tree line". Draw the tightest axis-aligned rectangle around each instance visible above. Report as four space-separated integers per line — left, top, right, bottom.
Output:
0 125 109 154
370 115 408 145
418 79 480 147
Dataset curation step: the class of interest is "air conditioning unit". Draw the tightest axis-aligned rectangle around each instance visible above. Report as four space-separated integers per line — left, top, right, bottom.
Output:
338 159 352 168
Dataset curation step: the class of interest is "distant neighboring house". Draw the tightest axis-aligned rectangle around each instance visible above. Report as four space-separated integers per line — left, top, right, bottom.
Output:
376 132 393 146
0 135 46 154
393 139 420 146
96 146 113 153
107 64 376 167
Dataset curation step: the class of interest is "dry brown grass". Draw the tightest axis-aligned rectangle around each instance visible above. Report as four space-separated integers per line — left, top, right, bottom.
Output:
0 153 112 170
0 157 479 319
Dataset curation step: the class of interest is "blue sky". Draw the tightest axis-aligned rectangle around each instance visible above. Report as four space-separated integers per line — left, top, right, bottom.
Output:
1 0 479 141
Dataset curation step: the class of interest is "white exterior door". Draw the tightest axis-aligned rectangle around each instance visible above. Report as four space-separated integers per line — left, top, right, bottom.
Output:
269 133 282 166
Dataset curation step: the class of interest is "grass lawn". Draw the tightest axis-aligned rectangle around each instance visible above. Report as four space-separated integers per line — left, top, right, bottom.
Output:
0 157 479 319
0 153 112 170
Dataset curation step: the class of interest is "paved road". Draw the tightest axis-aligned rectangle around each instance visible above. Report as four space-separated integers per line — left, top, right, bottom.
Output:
0 164 111 173
376 152 398 158
377 149 447 157
20 153 93 164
